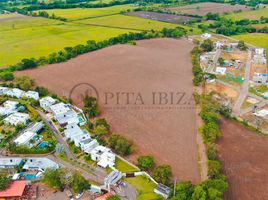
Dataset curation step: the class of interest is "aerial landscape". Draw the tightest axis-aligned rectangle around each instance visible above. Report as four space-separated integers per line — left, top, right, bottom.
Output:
0 0 268 200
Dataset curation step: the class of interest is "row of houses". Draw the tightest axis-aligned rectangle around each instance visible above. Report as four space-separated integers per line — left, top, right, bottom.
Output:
39 96 116 168
253 47 267 65
14 122 44 148
0 86 39 100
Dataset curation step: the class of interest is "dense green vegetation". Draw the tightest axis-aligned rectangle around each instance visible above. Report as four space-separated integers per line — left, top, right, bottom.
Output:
108 133 133 156
137 155 154 171
0 175 11 191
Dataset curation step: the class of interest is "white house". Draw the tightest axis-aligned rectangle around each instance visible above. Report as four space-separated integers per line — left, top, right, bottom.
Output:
253 73 268 84
201 33 211 39
0 158 24 169
154 184 170 199
6 88 25 98
24 91 39 100
4 112 30 126
254 109 268 118
0 100 19 116
23 157 59 171
255 48 265 56
0 86 9 95
56 110 79 126
214 41 225 49
14 131 36 148
84 139 99 154
91 146 115 168
50 102 70 116
26 122 44 133
39 96 56 111
216 67 227 75
64 123 83 139
253 54 267 65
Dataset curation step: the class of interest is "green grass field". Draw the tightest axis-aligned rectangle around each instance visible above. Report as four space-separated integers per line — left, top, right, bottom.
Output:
38 4 133 21
0 10 199 67
233 33 268 57
225 7 268 20
115 157 139 172
126 176 162 200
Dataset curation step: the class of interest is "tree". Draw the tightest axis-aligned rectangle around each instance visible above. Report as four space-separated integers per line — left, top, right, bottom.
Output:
192 185 207 200
106 195 121 200
35 86 49 97
137 155 154 171
0 175 11 191
15 76 34 91
201 39 214 52
42 168 66 190
218 57 225 66
152 165 172 185
108 134 133 156
83 96 100 118
0 72 14 81
70 172 90 193
19 58 37 70
208 160 221 179
94 118 110 135
238 40 248 51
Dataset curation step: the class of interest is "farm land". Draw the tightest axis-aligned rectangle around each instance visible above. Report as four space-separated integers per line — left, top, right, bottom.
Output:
16 38 201 183
225 6 268 20
168 2 251 16
0 4 201 67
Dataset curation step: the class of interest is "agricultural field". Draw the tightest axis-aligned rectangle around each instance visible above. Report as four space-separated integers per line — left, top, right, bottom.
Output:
37 4 133 21
233 33 268 58
76 14 178 31
126 11 195 24
0 10 194 67
16 38 201 183
168 2 250 16
225 6 268 20
217 118 268 200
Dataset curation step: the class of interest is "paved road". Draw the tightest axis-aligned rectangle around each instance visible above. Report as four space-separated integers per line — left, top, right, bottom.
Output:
205 49 221 74
216 79 241 91
36 109 76 159
116 182 137 200
232 50 252 116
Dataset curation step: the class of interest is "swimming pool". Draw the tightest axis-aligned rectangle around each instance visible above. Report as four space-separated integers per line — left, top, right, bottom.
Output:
37 141 49 149
25 174 36 180
78 115 85 123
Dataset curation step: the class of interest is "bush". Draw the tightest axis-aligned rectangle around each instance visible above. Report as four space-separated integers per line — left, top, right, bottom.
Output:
137 155 154 171
152 165 172 185
0 175 11 191
83 96 100 118
108 134 133 156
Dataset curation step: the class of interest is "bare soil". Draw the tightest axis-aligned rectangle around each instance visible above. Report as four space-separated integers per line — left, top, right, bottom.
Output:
169 2 250 16
250 63 268 79
16 38 200 183
217 118 268 200
126 11 195 24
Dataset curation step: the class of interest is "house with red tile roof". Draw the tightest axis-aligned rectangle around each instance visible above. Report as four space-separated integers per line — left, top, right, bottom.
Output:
0 180 29 199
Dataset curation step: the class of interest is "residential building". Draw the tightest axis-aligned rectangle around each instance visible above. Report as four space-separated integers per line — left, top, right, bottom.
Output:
39 96 56 111
23 158 59 171
0 86 9 95
154 183 171 199
0 100 19 116
84 139 99 154
253 54 267 65
0 158 24 169
24 91 39 100
201 33 211 39
216 67 227 75
104 170 124 188
255 48 265 56
56 110 79 126
253 73 268 84
6 88 25 98
14 131 36 147
4 113 30 126
50 102 70 116
25 122 44 133
0 180 29 199
91 146 115 168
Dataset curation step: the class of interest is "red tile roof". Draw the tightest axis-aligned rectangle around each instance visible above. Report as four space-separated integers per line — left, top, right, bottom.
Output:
0 181 28 198
95 192 113 200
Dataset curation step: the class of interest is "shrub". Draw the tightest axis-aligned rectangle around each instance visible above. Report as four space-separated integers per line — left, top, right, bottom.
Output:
108 134 133 156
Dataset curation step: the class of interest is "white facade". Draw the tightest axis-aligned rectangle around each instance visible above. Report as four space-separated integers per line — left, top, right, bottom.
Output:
0 100 19 116
6 88 25 98
24 91 39 100
56 110 79 126
255 48 265 56
201 33 211 39
14 131 36 147
23 157 59 171
0 86 9 95
50 102 70 116
4 112 30 126
216 67 227 75
39 96 56 111
0 158 23 169
91 146 115 168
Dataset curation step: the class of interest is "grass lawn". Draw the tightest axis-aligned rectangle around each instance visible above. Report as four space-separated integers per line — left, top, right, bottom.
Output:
57 152 69 162
125 176 162 200
38 5 133 21
115 156 139 172
233 33 268 58
225 7 268 20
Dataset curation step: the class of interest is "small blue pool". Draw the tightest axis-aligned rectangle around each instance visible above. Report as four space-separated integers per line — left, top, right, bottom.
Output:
37 141 49 149
25 174 36 180
78 116 85 123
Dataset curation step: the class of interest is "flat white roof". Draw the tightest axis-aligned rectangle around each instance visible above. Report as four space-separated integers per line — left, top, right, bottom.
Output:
0 158 23 166
14 131 36 145
50 102 70 115
23 158 59 170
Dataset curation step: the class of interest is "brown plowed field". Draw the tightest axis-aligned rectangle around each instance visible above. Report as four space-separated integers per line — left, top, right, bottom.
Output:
217 118 268 200
169 2 250 16
16 38 200 183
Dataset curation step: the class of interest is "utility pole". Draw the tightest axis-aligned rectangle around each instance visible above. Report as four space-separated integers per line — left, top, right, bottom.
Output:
173 178 177 196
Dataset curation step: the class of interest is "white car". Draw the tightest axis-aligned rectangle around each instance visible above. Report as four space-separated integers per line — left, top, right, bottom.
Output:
75 191 84 199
